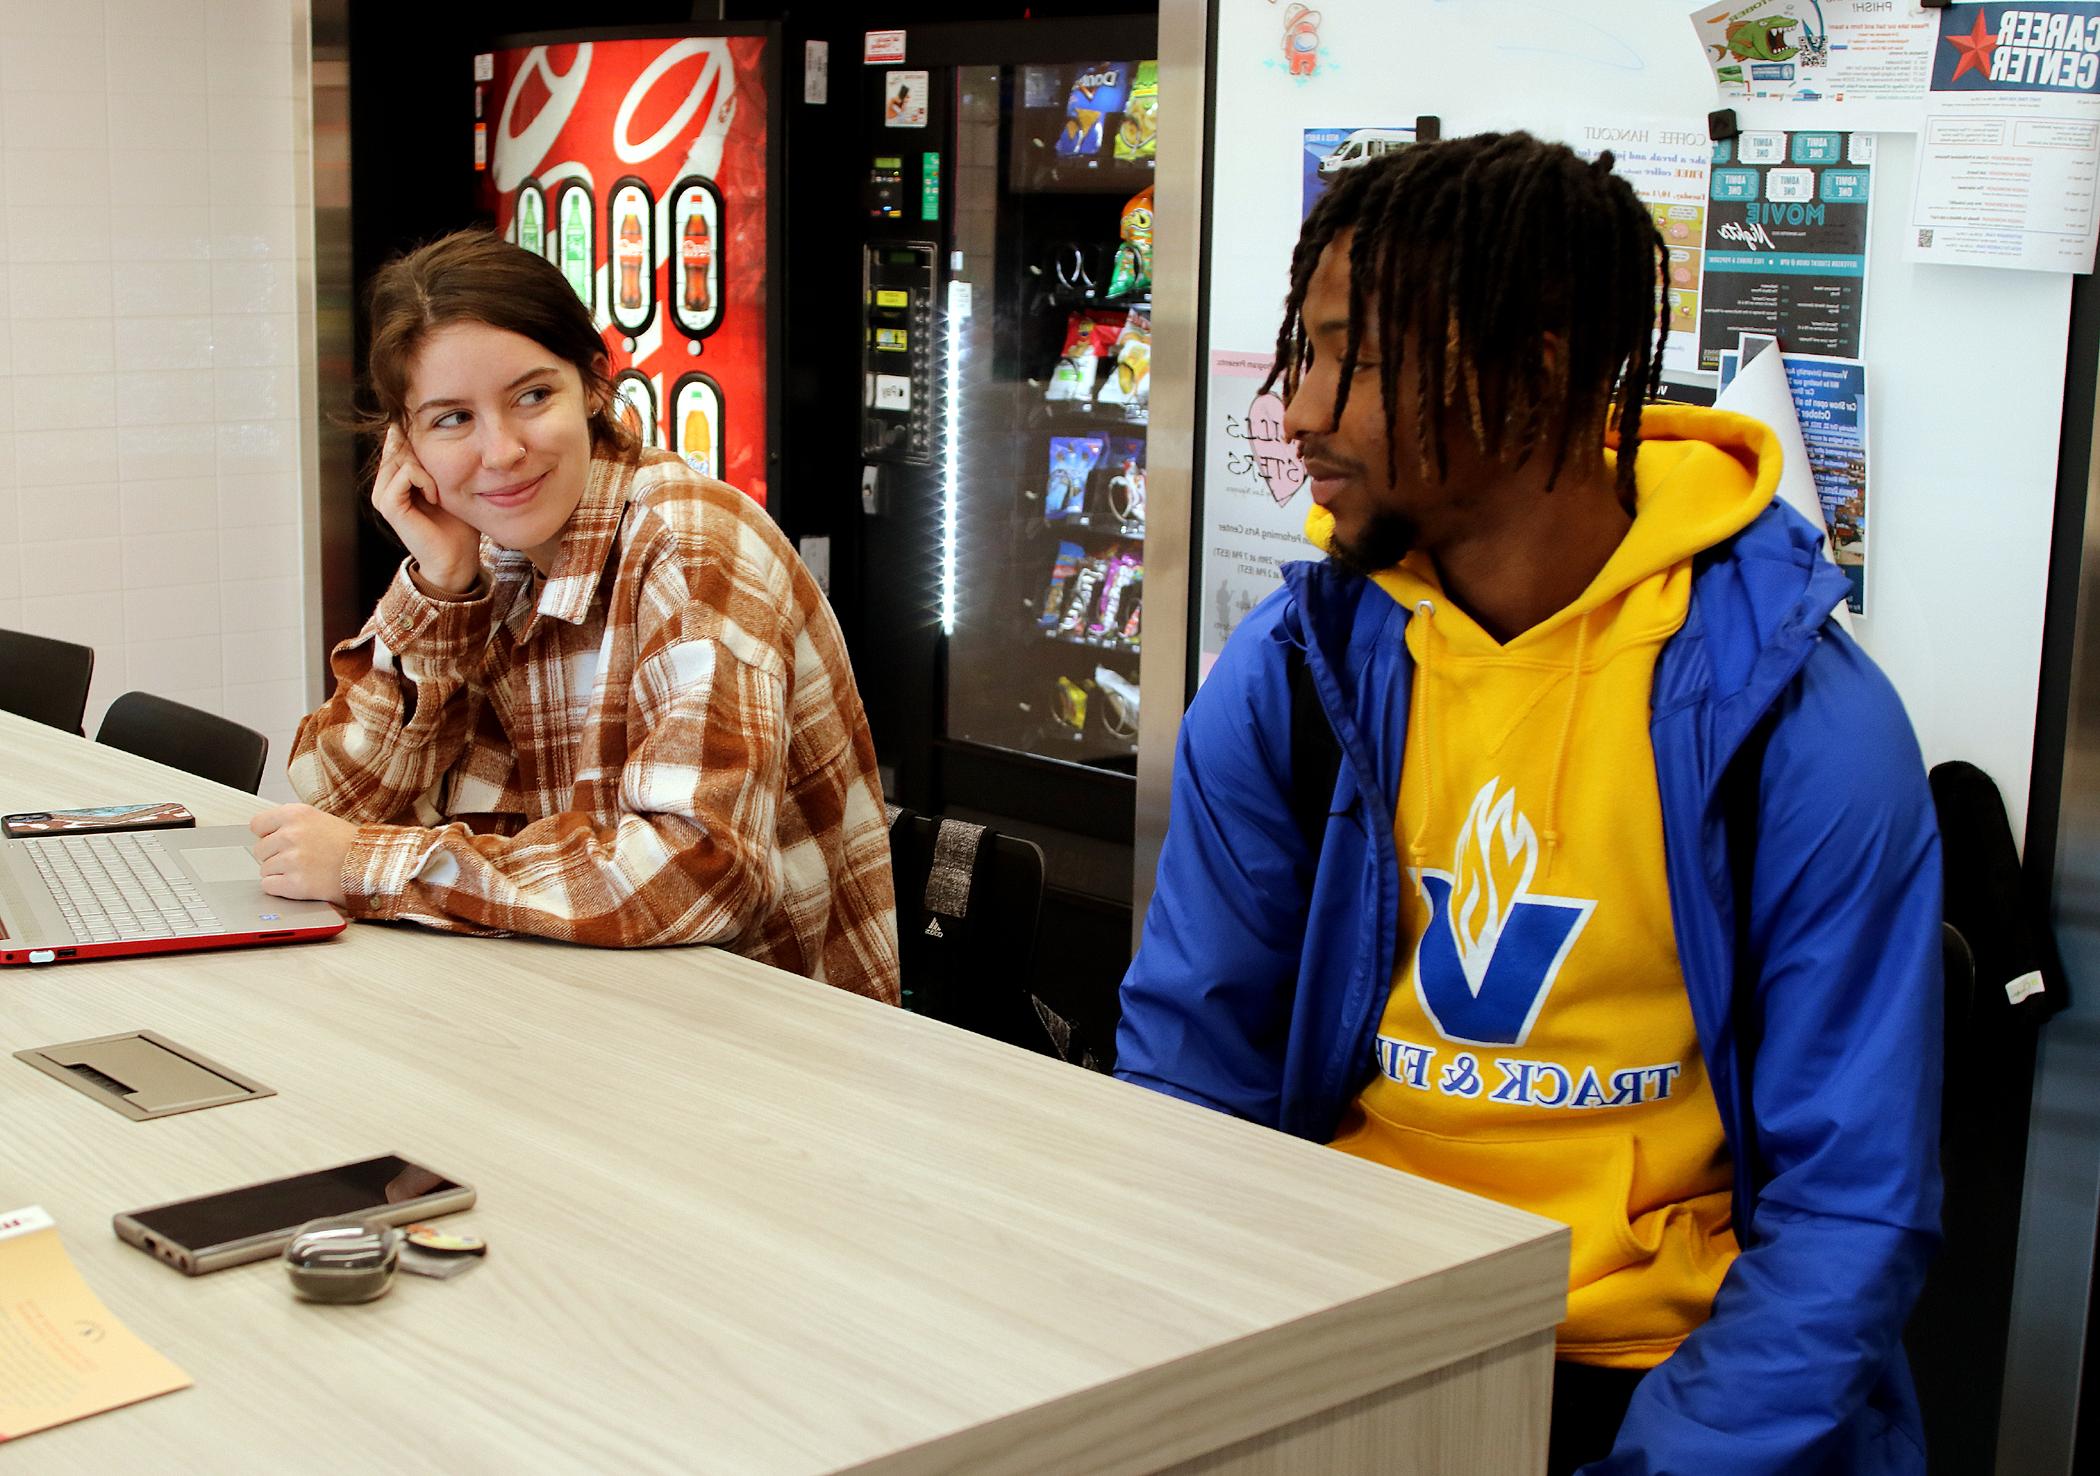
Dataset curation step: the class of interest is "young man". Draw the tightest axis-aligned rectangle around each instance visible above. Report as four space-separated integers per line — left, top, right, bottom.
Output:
1118 134 1940 1473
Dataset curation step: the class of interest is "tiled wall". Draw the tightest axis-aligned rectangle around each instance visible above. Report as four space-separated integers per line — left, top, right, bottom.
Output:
0 0 316 801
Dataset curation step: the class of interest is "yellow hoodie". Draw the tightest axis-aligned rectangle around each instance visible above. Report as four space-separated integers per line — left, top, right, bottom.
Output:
1321 407 1779 1368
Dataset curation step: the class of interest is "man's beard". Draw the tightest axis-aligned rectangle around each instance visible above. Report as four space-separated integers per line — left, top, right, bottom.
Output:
1326 505 1418 577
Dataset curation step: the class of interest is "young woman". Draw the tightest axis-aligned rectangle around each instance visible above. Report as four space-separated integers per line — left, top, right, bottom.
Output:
250 230 899 1002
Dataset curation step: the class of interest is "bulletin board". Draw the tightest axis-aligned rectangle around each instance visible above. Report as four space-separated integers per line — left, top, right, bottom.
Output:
1191 0 2070 828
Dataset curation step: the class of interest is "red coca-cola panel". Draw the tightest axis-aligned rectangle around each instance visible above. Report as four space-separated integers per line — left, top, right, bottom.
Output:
481 35 770 508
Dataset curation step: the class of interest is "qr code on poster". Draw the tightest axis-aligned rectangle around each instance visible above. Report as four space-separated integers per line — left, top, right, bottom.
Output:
1917 228 1935 247
1801 35 1829 66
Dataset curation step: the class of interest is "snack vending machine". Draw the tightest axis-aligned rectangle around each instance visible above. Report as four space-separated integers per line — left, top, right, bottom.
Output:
858 23 1159 795
475 26 780 510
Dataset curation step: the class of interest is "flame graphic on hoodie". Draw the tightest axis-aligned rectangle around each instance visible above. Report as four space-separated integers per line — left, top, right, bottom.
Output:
1449 780 1539 995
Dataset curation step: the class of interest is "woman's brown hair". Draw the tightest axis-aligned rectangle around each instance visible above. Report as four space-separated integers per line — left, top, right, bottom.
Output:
352 228 635 463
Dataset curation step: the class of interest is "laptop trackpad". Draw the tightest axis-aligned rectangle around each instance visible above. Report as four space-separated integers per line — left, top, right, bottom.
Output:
185 846 263 884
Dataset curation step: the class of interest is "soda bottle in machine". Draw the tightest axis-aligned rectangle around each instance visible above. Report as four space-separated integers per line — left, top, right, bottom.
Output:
682 209 712 314
517 189 543 256
617 207 645 312
559 187 592 306
682 405 713 477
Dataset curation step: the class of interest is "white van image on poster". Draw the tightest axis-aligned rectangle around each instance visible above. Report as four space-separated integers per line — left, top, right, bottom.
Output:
1317 128 1413 176
1303 125 1417 219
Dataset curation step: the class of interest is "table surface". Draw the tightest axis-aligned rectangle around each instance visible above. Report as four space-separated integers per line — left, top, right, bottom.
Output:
0 711 1565 1473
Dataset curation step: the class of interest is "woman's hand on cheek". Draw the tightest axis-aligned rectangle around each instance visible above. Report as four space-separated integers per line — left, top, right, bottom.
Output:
374 425 483 596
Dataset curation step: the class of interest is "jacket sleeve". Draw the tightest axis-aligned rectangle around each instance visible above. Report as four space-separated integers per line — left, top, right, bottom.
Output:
336 584 791 950
1600 636 1942 1474
1116 613 1316 1127
288 560 493 826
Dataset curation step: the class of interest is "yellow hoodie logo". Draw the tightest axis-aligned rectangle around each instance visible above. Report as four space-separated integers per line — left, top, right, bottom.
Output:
1411 780 1596 1047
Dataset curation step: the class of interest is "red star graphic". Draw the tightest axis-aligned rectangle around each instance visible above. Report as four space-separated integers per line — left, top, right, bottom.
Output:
1947 8 1999 84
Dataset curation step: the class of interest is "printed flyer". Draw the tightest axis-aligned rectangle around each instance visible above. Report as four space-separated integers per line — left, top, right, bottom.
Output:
1700 128 1874 368
1197 350 1309 680
1302 124 1416 219
0 1206 191 1441
1907 1 2100 272
1690 0 1939 130
1568 118 1713 378
1720 342 1870 613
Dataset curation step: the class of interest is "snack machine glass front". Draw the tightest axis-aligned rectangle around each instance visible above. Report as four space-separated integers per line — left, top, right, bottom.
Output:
940 59 1157 771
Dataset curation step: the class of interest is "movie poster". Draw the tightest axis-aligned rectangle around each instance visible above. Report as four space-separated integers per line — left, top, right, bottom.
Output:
1699 128 1873 369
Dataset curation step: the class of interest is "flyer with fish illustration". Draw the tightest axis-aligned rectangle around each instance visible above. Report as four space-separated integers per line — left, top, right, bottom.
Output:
1690 1 1939 130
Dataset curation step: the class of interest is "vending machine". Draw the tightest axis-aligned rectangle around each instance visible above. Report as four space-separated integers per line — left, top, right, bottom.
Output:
863 43 1154 769
474 25 781 511
850 17 1160 1019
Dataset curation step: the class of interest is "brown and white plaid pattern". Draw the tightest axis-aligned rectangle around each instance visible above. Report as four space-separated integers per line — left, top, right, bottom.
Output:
289 447 900 1003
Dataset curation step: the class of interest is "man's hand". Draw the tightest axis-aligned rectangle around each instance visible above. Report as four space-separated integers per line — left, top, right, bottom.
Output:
250 804 358 905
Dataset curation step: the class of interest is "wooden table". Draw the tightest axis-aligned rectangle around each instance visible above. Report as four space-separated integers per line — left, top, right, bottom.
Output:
0 711 1566 1472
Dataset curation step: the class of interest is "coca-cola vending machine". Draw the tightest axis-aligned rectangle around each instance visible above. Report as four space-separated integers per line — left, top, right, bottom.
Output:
475 25 781 511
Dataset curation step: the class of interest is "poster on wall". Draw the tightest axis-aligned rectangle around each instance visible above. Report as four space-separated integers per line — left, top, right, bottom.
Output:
1302 124 1416 218
1699 127 1873 368
1719 342 1869 613
883 69 928 128
1777 351 1869 615
481 36 772 507
1906 0 2100 273
1567 117 1713 378
1197 350 1309 681
1689 0 1940 130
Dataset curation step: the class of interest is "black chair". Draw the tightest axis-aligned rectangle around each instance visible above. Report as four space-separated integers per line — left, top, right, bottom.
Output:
0 627 95 734
887 809 1087 1063
1903 762 2063 1472
96 692 270 794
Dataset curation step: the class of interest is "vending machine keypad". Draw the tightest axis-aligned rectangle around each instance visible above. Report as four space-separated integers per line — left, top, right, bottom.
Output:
861 242 937 465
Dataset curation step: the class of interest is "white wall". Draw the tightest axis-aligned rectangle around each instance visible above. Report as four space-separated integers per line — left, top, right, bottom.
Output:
0 0 316 801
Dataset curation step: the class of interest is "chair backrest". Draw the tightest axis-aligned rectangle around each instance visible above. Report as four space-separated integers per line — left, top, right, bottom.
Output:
96 692 270 794
0 627 95 734
1902 762 2059 1471
888 809 1079 1061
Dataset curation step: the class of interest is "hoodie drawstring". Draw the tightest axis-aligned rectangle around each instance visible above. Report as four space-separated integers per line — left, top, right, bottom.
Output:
1406 600 1437 870
1539 612 1588 878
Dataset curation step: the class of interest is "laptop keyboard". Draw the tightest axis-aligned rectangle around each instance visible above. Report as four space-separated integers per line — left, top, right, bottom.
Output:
26 832 225 943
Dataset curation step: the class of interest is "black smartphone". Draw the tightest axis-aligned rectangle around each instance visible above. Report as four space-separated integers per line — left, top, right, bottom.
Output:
113 1154 476 1274
2 802 197 838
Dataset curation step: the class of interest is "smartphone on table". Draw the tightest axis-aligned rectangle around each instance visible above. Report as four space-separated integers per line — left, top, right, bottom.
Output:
3 802 197 838
114 1154 475 1274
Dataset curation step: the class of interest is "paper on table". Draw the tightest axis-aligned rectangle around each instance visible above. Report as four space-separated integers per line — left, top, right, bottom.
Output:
0 1205 190 1442
1714 344 1855 632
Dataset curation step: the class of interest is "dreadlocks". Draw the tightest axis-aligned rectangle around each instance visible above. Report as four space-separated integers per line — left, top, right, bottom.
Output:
1264 131 1668 504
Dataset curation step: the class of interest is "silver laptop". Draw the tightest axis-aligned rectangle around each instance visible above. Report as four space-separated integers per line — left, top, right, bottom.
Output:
0 826 344 966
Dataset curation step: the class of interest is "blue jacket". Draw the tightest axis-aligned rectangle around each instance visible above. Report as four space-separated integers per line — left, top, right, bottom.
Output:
1119 502 1942 1473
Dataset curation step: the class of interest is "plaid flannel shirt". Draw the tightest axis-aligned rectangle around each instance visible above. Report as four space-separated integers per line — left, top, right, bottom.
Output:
289 447 900 1003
